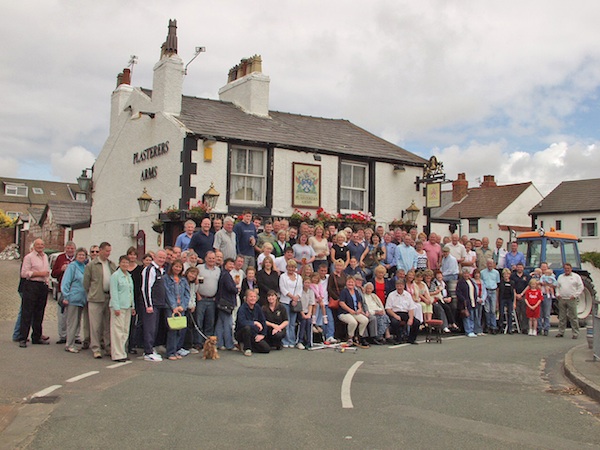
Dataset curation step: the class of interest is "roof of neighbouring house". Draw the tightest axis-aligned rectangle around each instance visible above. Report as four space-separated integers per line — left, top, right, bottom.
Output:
0 177 81 206
529 178 600 215
142 89 427 166
439 182 533 219
41 201 91 227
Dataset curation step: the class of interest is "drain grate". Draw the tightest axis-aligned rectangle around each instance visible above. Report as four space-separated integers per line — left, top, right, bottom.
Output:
29 396 59 404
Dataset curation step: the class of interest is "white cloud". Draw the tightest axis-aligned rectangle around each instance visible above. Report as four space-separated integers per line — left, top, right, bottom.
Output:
51 146 96 182
0 156 19 178
435 140 600 196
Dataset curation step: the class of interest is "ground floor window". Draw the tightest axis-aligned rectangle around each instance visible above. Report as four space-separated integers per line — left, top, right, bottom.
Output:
581 217 598 237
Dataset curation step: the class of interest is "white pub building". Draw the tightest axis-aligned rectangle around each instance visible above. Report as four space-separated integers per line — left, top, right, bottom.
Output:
78 20 428 255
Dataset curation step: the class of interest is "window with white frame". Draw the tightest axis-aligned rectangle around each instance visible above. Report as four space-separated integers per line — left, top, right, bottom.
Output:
230 146 267 206
340 161 368 211
5 185 27 197
468 218 479 234
581 217 598 237
6 211 19 220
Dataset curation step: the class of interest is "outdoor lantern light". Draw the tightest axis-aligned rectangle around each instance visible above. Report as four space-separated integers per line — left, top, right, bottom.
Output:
138 188 161 213
77 168 93 192
202 182 220 209
405 200 420 224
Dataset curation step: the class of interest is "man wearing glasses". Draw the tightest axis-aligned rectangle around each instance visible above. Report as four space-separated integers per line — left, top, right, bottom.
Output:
80 245 100 350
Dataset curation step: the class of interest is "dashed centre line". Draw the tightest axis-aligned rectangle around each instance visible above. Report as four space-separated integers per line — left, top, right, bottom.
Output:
32 385 62 398
66 371 99 383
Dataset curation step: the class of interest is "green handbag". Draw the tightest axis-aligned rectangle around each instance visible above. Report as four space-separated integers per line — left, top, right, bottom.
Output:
167 312 187 330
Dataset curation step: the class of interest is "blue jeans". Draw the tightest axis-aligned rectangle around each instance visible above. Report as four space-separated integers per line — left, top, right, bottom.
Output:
215 310 234 349
463 305 475 335
282 303 297 346
473 303 483 334
12 304 22 341
538 294 552 332
194 298 216 344
484 290 498 329
315 305 335 340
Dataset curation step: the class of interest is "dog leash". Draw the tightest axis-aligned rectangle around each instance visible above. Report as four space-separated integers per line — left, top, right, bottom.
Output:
188 312 210 341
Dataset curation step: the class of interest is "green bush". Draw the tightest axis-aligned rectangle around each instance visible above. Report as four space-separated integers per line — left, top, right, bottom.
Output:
582 252 600 269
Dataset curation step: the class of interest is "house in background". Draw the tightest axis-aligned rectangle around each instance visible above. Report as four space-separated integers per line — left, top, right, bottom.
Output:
430 173 543 242
78 20 428 256
0 177 88 253
23 201 91 254
529 178 600 252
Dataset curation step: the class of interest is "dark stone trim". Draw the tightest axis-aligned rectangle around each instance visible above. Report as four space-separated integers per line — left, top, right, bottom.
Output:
180 136 197 210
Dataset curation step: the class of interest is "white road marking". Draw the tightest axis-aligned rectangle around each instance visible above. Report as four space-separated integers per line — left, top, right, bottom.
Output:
341 361 363 409
66 371 99 383
32 385 62 398
107 361 132 369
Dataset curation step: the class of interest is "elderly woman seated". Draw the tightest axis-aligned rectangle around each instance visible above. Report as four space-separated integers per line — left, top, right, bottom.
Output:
362 281 392 344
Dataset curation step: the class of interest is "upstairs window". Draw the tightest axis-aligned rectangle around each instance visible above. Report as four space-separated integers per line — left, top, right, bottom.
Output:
5 185 27 197
32 187 44 194
340 161 368 212
229 146 267 207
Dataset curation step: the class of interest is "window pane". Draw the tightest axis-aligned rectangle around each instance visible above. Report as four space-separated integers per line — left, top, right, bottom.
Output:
546 240 562 269
353 165 365 189
233 149 246 174
351 190 363 210
563 242 579 268
248 150 264 175
340 189 351 210
341 164 352 187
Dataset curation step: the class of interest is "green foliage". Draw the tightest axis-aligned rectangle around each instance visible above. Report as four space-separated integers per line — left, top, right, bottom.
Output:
0 210 16 228
582 252 600 269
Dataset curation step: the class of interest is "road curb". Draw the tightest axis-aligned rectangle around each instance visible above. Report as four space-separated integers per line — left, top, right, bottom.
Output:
563 344 600 403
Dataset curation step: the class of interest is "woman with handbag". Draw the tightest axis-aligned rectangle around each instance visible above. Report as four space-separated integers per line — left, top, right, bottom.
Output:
164 259 190 360
279 260 303 348
215 258 238 351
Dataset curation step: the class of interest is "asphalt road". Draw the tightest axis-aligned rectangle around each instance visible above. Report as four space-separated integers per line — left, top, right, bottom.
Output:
3 329 600 450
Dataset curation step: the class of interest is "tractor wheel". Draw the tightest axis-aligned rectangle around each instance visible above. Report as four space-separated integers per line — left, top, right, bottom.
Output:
578 275 596 326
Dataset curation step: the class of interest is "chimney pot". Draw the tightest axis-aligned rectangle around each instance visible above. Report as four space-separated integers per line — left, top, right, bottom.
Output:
480 175 497 188
122 68 131 85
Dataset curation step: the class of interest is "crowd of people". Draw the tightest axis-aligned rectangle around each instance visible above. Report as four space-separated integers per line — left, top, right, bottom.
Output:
14 210 585 361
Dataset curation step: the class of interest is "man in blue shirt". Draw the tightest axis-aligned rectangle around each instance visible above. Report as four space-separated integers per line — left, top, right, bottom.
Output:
505 241 526 270
174 220 197 251
383 232 397 277
188 217 214 263
396 236 417 273
233 210 257 270
481 258 501 333
441 246 459 282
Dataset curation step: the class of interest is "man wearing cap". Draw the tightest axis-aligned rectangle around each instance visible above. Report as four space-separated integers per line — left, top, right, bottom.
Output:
441 246 460 282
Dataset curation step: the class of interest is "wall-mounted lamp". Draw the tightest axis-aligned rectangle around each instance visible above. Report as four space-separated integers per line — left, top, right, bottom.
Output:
313 154 322 161
203 136 216 162
404 200 420 225
77 168 94 192
202 182 220 209
185 46 206 75
393 164 406 172
137 187 162 213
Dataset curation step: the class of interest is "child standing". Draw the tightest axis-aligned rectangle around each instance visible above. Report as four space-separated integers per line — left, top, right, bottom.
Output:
309 272 327 335
525 279 543 336
538 269 557 336
297 276 315 349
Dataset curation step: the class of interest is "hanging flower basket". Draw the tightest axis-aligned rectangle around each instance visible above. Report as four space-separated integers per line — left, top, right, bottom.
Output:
151 219 164 234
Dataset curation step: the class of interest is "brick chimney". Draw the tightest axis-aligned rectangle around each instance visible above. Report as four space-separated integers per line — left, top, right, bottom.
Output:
110 67 133 133
480 175 497 188
452 173 469 202
218 55 270 117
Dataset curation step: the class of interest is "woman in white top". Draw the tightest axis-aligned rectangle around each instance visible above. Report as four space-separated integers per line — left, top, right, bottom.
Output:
279 260 303 348
462 241 477 275
308 225 330 271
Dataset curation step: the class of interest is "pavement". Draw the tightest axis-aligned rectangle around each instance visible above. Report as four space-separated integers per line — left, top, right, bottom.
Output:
564 343 600 403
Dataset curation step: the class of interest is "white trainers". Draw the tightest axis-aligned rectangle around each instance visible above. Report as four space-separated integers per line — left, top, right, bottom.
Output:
189 347 199 354
176 349 190 357
144 353 163 362
244 349 252 357
324 337 338 344
296 343 306 350
467 333 477 338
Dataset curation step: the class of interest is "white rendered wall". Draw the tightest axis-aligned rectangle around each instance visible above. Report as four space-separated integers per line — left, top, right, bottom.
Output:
374 163 424 229
534 213 600 252
497 185 543 229
90 89 188 256
189 140 230 213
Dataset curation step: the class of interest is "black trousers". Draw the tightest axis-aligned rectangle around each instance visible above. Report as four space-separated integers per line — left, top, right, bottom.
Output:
20 281 48 343
389 312 420 343
265 327 286 349
235 326 270 353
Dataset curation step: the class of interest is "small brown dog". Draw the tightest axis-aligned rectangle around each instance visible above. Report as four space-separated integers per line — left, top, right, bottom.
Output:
202 336 219 360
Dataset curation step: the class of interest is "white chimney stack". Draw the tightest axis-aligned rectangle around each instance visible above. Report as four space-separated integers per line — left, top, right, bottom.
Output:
218 55 270 117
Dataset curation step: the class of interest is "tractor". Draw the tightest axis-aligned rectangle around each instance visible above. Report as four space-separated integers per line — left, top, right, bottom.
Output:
516 230 596 325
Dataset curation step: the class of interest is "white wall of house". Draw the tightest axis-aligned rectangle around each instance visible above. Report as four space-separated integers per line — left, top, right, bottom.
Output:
498 185 542 229
190 140 229 213
375 163 425 228
533 213 600 252
87 88 188 255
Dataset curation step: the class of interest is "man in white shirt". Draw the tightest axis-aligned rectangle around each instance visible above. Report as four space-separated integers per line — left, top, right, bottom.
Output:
493 238 508 270
447 234 466 264
556 263 584 339
385 279 420 344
